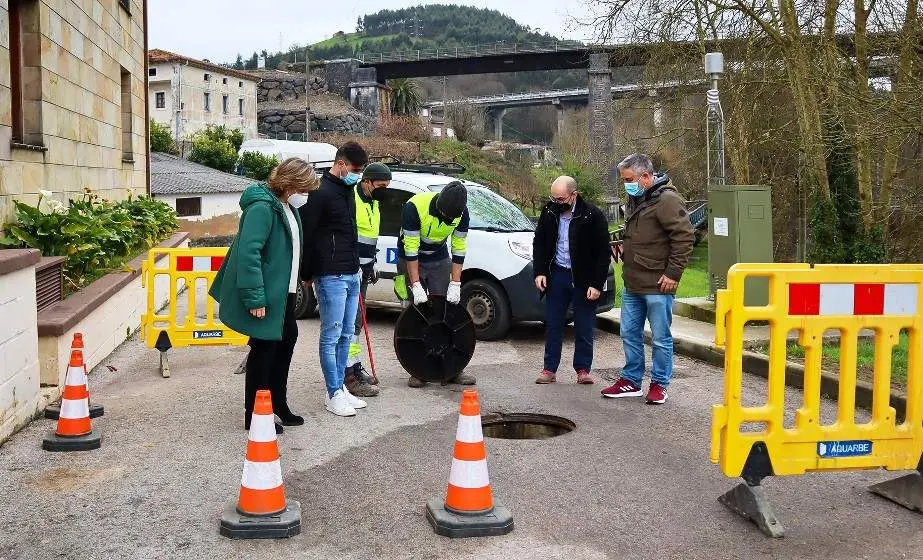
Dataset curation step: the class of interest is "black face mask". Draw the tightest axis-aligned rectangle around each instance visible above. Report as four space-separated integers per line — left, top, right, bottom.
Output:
551 200 572 213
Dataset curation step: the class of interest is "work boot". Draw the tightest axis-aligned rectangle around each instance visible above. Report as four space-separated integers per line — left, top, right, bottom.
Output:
408 376 428 388
576 370 595 385
450 371 476 385
345 365 380 397
535 370 556 384
356 363 379 386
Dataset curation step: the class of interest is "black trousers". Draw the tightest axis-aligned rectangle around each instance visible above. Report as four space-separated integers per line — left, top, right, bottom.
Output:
245 293 298 414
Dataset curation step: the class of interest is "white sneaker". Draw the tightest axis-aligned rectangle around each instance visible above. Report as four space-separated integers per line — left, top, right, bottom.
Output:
325 389 356 417
342 386 367 409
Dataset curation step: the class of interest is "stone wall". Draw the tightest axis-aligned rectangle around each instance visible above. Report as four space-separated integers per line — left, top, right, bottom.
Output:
0 0 148 224
258 109 375 137
258 73 328 104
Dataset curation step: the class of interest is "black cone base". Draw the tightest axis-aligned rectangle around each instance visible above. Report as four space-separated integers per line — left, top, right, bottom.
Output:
45 404 104 420
42 430 101 452
426 498 514 538
220 501 301 539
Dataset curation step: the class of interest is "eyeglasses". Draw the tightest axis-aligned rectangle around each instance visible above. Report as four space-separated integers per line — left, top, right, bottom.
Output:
550 194 573 204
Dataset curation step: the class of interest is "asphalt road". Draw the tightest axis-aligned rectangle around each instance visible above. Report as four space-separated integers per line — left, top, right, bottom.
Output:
0 310 920 560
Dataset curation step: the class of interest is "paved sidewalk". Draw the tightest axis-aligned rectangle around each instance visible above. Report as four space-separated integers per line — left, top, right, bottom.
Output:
0 312 919 560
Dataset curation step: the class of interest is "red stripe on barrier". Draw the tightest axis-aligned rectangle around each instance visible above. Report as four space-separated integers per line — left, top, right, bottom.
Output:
789 283 820 315
854 284 885 315
176 256 193 272
211 256 224 271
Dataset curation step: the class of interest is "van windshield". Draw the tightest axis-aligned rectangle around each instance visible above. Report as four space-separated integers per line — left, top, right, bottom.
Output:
429 183 535 232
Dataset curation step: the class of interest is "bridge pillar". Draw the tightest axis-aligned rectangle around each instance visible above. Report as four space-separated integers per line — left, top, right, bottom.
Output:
588 52 613 164
555 102 565 137
349 66 389 120
488 107 507 141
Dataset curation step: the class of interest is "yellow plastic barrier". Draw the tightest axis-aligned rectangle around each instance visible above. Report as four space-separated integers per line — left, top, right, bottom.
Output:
711 263 922 537
140 247 248 377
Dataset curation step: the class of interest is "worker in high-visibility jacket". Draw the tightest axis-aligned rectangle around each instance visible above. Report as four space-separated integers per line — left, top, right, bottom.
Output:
396 180 476 388
344 162 392 398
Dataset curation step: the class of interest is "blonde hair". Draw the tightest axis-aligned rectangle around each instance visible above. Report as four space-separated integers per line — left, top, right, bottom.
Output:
267 157 320 196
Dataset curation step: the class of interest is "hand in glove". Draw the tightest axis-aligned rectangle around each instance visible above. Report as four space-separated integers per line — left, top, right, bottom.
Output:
411 282 428 305
447 281 462 304
362 264 378 285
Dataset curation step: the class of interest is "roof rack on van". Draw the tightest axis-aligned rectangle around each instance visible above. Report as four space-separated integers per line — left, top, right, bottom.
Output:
372 156 466 177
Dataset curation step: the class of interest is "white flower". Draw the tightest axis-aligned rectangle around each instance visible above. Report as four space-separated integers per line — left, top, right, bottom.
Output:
39 189 53 199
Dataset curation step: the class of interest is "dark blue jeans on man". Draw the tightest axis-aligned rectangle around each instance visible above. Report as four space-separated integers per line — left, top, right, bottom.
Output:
544 264 597 372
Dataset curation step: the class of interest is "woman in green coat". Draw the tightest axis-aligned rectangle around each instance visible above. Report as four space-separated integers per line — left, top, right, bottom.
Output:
209 157 319 434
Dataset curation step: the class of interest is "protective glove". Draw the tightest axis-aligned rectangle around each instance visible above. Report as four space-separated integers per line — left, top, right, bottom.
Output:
447 281 462 304
362 264 378 285
412 282 428 305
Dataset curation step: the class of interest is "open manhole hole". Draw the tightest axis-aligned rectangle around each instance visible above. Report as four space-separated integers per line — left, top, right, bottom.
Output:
481 413 575 440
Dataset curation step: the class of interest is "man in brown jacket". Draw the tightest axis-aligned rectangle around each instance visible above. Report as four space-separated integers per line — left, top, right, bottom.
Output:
601 154 694 404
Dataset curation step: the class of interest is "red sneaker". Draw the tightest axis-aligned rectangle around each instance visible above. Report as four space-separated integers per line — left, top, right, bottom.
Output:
601 378 643 398
576 370 595 384
535 370 556 384
646 383 668 404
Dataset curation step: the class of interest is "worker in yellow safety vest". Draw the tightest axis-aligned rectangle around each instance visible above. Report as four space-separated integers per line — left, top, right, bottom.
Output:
344 162 391 398
396 180 476 388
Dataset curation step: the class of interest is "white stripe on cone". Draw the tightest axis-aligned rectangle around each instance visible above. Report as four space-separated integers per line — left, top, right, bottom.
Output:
248 413 277 443
884 284 918 315
65 365 85 387
240 459 283 490
455 414 484 444
60 398 90 420
448 458 490 489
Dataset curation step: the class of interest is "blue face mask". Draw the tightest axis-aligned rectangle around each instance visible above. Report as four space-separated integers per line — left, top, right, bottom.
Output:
624 181 644 197
343 172 361 186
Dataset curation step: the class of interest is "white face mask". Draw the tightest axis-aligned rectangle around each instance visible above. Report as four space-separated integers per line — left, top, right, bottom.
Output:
288 193 309 209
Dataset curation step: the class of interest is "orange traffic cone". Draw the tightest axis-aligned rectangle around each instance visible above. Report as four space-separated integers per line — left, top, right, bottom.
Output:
42 349 101 451
426 389 513 538
44 333 104 420
220 389 301 539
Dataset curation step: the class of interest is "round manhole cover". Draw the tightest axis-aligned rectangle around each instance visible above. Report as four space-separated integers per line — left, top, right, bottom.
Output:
481 413 575 440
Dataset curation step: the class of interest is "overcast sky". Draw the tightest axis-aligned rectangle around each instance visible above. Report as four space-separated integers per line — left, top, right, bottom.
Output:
149 0 595 63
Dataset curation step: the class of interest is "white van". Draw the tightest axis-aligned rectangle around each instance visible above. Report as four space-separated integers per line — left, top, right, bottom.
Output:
295 170 616 340
237 139 337 171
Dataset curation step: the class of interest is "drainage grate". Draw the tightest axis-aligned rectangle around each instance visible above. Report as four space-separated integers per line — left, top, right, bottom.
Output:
481 413 575 440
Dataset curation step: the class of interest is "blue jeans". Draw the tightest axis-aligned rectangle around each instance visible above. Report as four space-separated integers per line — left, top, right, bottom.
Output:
315 272 361 397
620 290 675 388
544 265 597 372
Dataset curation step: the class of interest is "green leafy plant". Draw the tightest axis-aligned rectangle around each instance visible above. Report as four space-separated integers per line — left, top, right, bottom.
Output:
149 120 178 154
188 126 240 173
237 151 279 181
0 191 177 293
389 78 423 115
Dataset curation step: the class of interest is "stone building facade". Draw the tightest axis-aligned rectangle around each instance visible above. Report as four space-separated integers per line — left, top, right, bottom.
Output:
148 49 259 144
0 0 149 223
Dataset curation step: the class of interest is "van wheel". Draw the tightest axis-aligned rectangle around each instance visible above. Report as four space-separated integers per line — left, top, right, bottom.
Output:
461 279 512 341
294 282 318 319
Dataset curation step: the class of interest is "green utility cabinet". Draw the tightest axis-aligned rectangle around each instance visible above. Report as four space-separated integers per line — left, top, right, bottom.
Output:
707 184 773 306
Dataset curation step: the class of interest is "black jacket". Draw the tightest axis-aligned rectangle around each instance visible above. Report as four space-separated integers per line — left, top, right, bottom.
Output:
299 172 359 279
533 195 611 292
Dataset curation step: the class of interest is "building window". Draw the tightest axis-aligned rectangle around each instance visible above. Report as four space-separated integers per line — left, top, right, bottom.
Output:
155 92 165 109
204 92 211 112
222 77 228 85
9 0 43 146
204 73 210 82
176 197 202 217
222 95 229 114
149 67 156 77
238 98 244 116
239 81 243 87
118 0 130 14
120 67 133 161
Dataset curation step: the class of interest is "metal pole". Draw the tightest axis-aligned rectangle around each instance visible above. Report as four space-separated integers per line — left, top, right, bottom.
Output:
305 47 311 141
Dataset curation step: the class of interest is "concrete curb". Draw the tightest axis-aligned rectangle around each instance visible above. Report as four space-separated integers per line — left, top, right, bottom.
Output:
596 315 908 419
